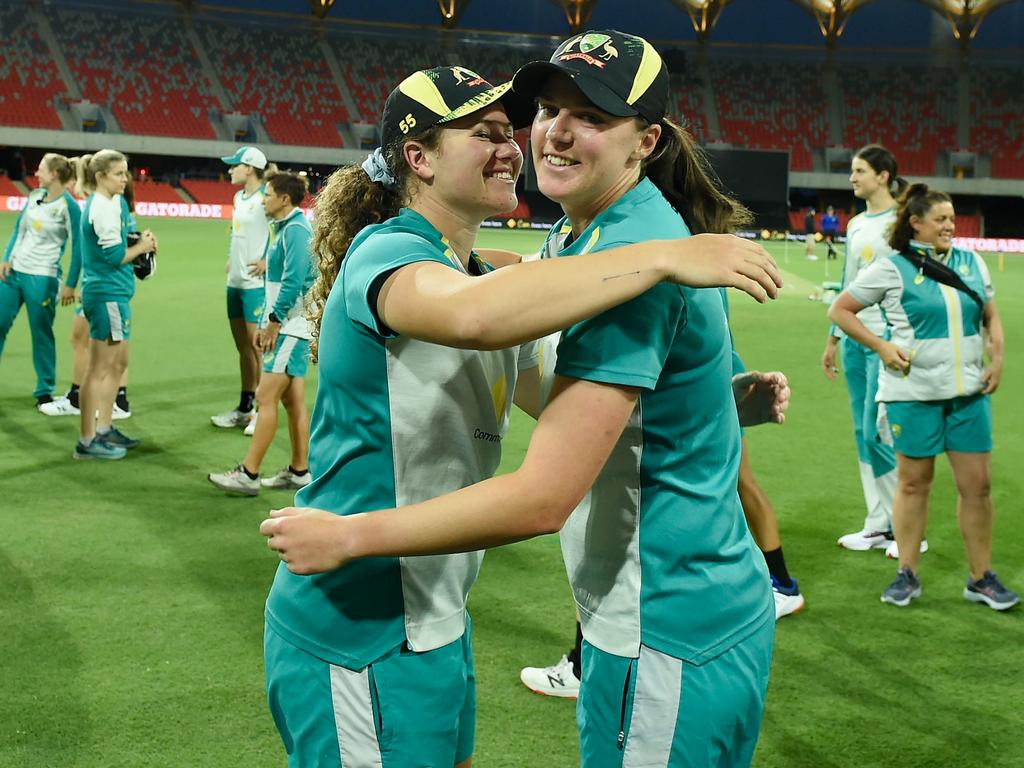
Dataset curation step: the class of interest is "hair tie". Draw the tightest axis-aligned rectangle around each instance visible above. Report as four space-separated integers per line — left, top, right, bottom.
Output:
361 147 396 190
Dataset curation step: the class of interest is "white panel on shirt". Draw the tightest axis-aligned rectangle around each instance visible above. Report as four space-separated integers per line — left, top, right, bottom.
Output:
89 194 122 249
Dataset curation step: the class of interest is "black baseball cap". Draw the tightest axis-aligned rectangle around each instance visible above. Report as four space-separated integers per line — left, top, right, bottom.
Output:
512 30 668 125
380 66 534 151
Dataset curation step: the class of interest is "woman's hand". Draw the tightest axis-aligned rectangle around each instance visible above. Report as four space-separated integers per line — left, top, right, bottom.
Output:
982 357 1003 394
663 234 782 303
878 341 911 374
821 337 839 381
733 370 790 426
248 259 267 278
0 262 11 281
260 507 352 575
60 286 77 306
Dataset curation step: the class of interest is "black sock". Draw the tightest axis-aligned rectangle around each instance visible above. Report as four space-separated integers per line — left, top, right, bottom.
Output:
115 387 130 411
239 390 256 413
37 394 54 405
288 465 309 476
67 384 80 409
762 547 792 588
566 621 583 679
241 464 259 480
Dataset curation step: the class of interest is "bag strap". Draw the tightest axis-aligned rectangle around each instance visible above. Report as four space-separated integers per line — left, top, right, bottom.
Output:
902 249 984 311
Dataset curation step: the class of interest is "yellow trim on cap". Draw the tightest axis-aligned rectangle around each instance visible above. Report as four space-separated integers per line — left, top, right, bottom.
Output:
439 82 513 123
627 40 662 106
398 71 451 117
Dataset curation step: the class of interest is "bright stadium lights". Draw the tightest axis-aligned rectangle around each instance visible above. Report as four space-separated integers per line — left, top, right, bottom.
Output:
557 0 600 33
670 0 735 42
916 0 1016 49
435 0 470 28
309 0 336 20
791 0 877 46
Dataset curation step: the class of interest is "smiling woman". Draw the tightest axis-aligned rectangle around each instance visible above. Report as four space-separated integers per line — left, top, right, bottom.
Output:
257 64 782 767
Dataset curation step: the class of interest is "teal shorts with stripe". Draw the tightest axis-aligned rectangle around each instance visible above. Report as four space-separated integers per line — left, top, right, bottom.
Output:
82 298 131 342
884 394 992 457
265 618 476 767
263 334 309 378
227 286 264 324
578 614 773 768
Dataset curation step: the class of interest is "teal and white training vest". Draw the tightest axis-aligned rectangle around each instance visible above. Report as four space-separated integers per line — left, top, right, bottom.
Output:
227 186 269 290
831 207 897 338
261 208 314 339
3 188 82 286
265 207 536 670
848 241 993 402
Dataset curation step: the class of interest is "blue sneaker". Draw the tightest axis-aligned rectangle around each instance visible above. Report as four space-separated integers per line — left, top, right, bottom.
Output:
99 427 140 449
964 571 1020 611
771 575 805 619
74 437 127 460
881 567 921 607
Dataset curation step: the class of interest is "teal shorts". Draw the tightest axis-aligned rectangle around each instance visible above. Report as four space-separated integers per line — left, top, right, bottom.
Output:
265 619 476 767
884 394 992 457
262 334 309 377
227 286 264 324
578 616 773 768
82 298 131 342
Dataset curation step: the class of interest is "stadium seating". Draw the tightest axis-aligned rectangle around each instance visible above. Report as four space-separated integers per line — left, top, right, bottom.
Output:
181 178 237 205
0 5 64 129
0 175 24 196
48 6 218 139
839 64 956 178
199 21 348 147
132 179 182 204
970 66 1024 180
710 59 826 171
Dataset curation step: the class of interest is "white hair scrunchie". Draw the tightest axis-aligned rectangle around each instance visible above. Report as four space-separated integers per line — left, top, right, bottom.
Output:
361 147 396 190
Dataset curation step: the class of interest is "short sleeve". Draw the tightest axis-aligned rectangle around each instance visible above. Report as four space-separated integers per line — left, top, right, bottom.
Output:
91 198 123 249
555 282 683 391
342 232 451 338
973 251 995 302
517 338 540 371
847 256 901 309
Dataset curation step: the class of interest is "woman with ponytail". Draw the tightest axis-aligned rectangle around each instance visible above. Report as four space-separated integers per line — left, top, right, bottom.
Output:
826 144 916 557
0 153 81 409
256 63 779 766
73 150 156 460
264 37 783 767
830 183 1017 611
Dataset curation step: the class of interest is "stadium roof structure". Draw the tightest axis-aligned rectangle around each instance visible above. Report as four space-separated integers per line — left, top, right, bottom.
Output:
192 0 1024 49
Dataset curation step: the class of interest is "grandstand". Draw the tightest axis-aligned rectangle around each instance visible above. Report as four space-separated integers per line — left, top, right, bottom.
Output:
0 0 1021 232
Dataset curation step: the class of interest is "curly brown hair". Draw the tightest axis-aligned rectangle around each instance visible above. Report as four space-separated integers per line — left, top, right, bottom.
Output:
308 127 442 362
888 182 952 254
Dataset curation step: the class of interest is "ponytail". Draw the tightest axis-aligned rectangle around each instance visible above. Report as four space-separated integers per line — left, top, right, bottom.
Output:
74 149 127 196
41 153 74 186
308 126 442 363
854 144 908 197
642 118 752 234
255 162 278 180
889 182 951 253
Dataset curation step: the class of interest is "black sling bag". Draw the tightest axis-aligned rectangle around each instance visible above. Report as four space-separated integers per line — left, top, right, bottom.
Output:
901 248 985 312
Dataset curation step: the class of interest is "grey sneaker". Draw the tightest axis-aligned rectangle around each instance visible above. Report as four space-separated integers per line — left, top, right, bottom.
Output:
261 467 312 490
73 437 127 461
209 465 260 496
100 426 140 449
881 567 922 607
964 571 1020 611
211 409 254 429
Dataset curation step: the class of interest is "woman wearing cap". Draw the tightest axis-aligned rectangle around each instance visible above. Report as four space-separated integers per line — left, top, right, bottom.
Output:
257 63 780 767
0 152 81 410
829 183 1017 611
264 36 779 768
74 150 157 460
210 146 277 431
824 145 907 556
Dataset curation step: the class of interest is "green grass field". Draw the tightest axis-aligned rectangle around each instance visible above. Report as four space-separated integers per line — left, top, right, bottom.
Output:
2 214 1022 768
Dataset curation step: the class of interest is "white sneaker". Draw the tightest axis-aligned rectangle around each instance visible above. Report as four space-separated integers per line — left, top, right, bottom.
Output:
211 409 254 429
885 539 929 559
519 654 580 699
837 529 891 551
112 402 131 420
38 396 80 416
772 577 806 620
261 467 312 490
244 413 258 436
208 465 260 496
